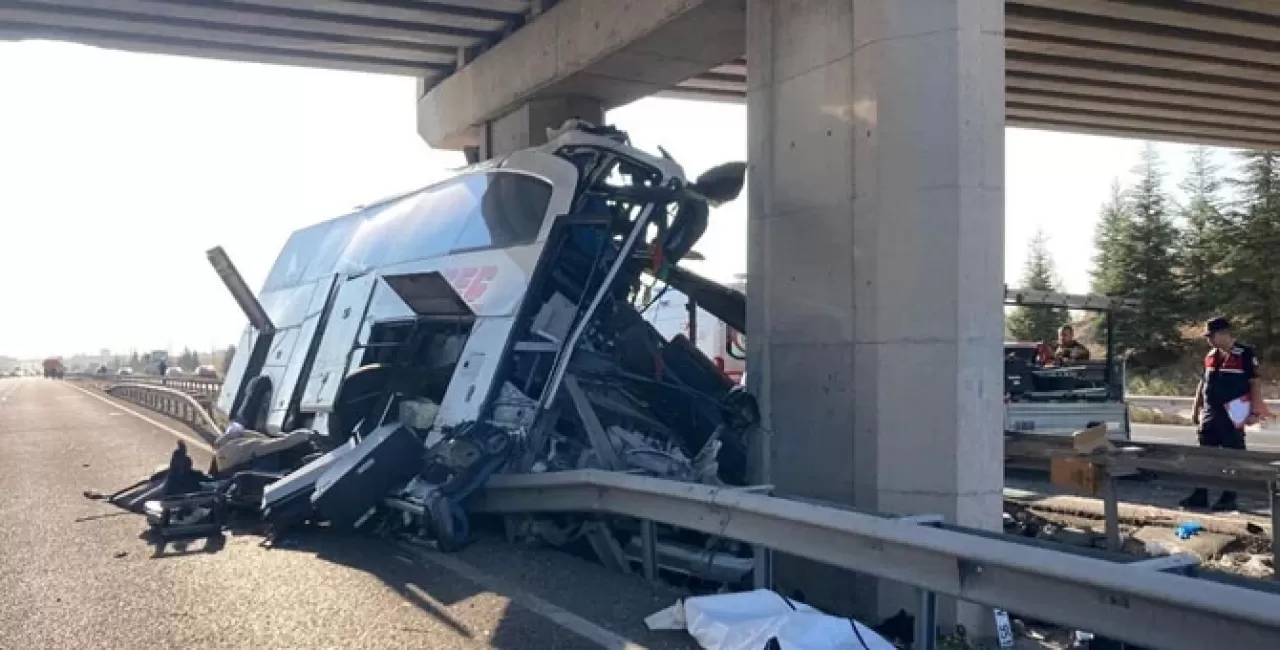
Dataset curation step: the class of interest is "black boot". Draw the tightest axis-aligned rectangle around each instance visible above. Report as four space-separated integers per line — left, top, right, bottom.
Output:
1211 490 1238 512
1179 488 1209 509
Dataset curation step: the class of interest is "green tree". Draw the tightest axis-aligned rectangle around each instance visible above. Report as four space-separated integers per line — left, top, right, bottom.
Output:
1224 151 1280 357
1007 229 1069 344
1113 144 1185 354
1091 179 1130 297
178 347 199 371
1177 147 1230 321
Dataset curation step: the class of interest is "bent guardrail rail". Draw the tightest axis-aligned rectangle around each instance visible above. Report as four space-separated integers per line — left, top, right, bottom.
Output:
470 470 1280 650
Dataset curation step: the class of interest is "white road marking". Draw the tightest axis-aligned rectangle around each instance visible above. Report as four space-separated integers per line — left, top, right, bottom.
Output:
402 542 648 650
66 382 213 452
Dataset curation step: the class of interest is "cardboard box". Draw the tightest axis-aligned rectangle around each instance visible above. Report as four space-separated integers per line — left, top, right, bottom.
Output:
1050 456 1102 496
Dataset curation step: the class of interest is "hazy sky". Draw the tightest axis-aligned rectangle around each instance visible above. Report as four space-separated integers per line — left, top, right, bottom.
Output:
0 41 1235 359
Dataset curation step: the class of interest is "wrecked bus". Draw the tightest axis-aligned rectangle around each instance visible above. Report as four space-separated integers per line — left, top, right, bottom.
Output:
206 122 759 572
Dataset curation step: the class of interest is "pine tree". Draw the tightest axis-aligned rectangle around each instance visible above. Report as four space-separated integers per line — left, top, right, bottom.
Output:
1091 179 1130 297
1225 151 1280 358
1177 147 1229 321
1113 144 1185 353
1007 229 1069 344
178 347 198 371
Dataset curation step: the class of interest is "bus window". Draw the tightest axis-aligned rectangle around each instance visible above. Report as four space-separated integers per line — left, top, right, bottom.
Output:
301 213 363 283
262 219 342 291
451 172 553 253
341 184 467 271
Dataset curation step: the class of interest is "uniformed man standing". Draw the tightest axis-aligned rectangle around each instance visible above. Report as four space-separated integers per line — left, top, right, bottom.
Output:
1053 325 1091 365
1182 316 1268 511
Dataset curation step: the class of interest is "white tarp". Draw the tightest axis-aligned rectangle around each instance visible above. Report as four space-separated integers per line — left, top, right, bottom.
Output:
645 589 895 650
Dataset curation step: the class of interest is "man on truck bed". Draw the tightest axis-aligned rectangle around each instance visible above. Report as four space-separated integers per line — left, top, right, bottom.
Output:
1182 316 1269 511
1053 325 1090 365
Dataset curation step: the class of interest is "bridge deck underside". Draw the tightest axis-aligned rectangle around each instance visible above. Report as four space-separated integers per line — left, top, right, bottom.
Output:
4 0 1280 150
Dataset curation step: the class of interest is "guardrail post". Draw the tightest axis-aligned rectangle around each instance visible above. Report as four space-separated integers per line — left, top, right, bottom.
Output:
1270 478 1279 581
639 519 658 582
735 484 776 591
898 514 944 650
1104 467 1121 552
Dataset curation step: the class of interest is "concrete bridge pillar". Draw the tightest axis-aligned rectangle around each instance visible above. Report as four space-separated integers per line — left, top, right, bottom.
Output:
745 0 1006 624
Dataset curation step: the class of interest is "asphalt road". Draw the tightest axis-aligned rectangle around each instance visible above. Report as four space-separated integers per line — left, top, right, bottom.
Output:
0 378 691 650
1131 422 1280 453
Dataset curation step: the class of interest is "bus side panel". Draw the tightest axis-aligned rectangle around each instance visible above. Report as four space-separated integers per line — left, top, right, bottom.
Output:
267 276 340 431
216 325 257 421
298 274 381 412
248 283 323 433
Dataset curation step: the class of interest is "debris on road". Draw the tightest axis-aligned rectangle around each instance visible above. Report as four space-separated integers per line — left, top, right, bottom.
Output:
1174 521 1204 540
645 589 895 650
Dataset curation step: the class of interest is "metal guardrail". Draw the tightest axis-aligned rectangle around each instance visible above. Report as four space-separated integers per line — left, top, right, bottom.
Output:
70 377 221 445
62 374 1280 647
1006 431 1279 564
68 373 223 399
1128 394 1280 413
472 470 1280 650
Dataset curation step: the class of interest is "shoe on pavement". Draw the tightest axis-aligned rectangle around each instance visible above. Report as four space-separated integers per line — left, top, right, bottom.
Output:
1179 489 1209 510
1211 492 1238 512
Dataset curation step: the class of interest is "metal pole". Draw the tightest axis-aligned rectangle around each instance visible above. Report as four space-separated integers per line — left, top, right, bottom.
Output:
1270 480 1279 581
686 296 698 344
1104 309 1116 393
1104 468 1122 552
752 545 772 590
916 589 937 650
640 519 658 582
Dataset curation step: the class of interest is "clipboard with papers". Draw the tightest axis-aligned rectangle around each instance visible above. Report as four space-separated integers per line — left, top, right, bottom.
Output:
1225 395 1252 429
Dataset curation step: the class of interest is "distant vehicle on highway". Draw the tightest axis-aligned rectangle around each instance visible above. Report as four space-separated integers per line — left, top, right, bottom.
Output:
42 358 65 379
165 367 185 377
117 367 134 376
194 365 219 379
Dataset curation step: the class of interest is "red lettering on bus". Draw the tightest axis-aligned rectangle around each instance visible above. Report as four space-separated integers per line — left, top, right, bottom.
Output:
442 264 500 303
462 265 498 302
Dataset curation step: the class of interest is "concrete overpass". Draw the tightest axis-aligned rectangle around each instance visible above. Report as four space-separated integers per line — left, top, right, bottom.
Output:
7 0 1280 623
5 1 1280 151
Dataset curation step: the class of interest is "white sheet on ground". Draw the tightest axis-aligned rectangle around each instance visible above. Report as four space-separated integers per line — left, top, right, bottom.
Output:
645 589 895 650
